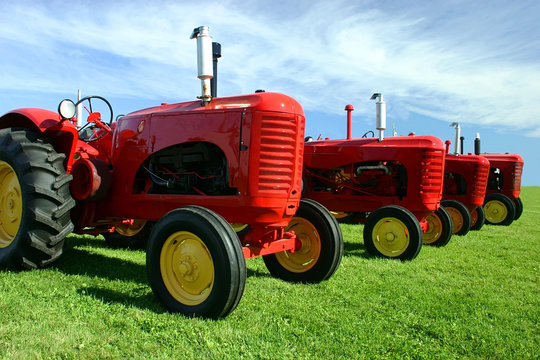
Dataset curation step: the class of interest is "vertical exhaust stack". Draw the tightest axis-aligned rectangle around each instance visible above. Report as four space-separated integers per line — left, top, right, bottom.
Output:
370 93 386 142
460 136 465 155
345 104 354 139
211 42 221 98
474 133 481 155
450 122 461 155
190 26 214 105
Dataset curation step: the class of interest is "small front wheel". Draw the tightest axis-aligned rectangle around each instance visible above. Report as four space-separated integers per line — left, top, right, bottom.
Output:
470 206 486 231
103 220 153 250
263 199 343 283
146 206 246 319
363 205 422 261
441 199 471 236
513 197 523 220
483 193 516 226
423 207 453 247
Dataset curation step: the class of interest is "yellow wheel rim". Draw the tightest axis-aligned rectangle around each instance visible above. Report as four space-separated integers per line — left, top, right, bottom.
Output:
470 208 478 227
331 212 349 220
115 219 147 237
0 161 22 248
276 217 321 273
423 213 442 244
445 207 463 234
371 217 410 256
160 231 214 306
484 200 508 224
229 223 248 233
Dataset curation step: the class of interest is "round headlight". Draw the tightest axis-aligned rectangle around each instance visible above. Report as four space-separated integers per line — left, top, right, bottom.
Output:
58 99 76 119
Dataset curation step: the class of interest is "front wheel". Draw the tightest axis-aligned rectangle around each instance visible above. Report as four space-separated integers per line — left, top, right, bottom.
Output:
363 205 422 261
103 220 153 250
146 206 246 319
263 199 343 283
470 206 486 231
423 207 453 247
441 199 471 236
513 197 523 220
483 193 516 226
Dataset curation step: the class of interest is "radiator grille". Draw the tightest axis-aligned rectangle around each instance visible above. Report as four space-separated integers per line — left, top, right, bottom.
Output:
420 149 444 196
257 114 300 194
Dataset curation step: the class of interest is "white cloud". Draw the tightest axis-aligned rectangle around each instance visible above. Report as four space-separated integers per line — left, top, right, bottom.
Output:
0 0 539 136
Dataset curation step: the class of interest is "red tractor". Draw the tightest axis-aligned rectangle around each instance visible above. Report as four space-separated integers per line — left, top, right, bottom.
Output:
482 153 524 226
302 94 449 261
0 26 343 318
440 127 490 234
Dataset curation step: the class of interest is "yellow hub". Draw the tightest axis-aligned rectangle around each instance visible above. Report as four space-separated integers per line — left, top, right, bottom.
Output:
0 161 22 248
371 217 410 256
445 207 463 234
160 231 214 306
484 200 508 224
276 217 321 273
331 212 349 220
423 213 442 244
115 219 147 237
229 223 248 233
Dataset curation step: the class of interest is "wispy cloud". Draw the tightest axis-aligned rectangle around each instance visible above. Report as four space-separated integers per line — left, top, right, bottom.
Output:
1 0 539 135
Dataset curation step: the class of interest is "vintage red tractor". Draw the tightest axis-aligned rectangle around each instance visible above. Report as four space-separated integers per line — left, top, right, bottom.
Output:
0 26 343 318
454 133 524 226
482 152 524 226
439 127 490 234
302 94 450 261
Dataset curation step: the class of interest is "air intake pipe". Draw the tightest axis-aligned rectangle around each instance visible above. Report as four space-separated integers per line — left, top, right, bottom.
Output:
370 93 386 142
450 122 461 155
190 26 213 105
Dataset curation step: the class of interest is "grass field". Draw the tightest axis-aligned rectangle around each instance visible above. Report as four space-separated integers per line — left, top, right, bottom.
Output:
1 187 539 359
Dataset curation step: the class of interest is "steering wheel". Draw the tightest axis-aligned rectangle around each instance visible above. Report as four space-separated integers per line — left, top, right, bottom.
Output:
77 95 114 142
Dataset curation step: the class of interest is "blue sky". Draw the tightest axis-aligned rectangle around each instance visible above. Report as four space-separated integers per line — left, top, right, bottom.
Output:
1 0 539 185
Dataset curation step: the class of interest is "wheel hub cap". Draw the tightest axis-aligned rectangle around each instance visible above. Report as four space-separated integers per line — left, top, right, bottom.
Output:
0 161 22 248
372 217 410 256
160 231 214 306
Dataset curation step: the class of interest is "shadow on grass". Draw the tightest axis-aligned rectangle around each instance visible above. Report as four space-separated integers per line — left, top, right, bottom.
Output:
56 235 272 313
343 241 372 259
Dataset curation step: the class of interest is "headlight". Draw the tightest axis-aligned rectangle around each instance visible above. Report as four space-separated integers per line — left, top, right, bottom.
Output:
58 99 76 119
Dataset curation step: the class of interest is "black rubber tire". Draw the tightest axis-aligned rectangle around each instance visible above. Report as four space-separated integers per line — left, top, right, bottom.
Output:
103 221 153 250
263 199 343 283
423 207 453 247
470 206 485 231
0 129 75 269
513 197 523 220
441 199 471 236
363 205 422 261
483 193 516 226
146 206 246 319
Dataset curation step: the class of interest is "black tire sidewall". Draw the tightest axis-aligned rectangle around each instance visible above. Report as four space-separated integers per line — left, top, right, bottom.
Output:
363 205 422 261
146 207 245 318
441 199 471 236
484 193 516 226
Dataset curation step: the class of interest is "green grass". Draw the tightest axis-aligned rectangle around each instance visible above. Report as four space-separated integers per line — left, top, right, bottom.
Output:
1 188 539 359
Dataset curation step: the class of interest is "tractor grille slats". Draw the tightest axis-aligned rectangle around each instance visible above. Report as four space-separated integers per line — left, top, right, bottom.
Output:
420 150 444 194
258 114 299 193
511 162 523 191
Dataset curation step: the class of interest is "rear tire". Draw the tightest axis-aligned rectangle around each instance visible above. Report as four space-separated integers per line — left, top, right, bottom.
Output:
263 199 343 283
483 193 515 226
513 197 523 220
363 205 422 261
470 206 485 231
146 206 246 319
423 207 453 247
0 129 74 269
441 199 471 236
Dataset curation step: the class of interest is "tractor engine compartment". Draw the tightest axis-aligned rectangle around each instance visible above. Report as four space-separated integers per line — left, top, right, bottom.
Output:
307 160 407 198
134 142 237 196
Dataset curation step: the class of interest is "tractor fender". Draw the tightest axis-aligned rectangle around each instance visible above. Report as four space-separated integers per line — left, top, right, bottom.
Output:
0 108 80 172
